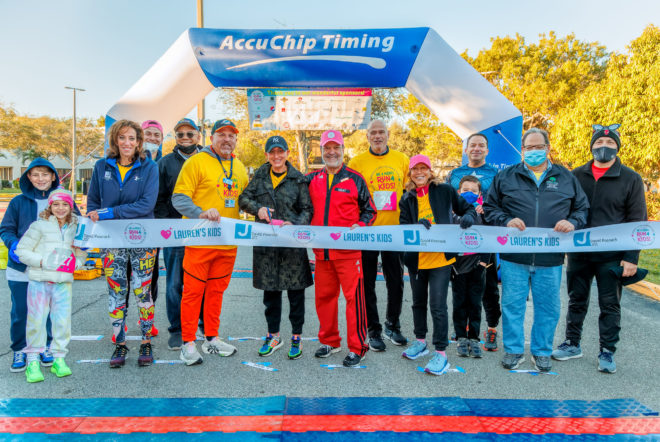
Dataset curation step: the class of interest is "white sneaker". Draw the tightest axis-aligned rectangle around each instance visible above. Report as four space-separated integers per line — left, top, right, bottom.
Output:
180 342 203 366
201 337 237 357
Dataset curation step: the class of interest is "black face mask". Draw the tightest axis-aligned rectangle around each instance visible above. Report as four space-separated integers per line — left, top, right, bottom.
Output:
592 146 617 163
178 144 197 155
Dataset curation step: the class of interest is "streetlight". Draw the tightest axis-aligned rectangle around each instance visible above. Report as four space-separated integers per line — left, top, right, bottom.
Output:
65 86 85 200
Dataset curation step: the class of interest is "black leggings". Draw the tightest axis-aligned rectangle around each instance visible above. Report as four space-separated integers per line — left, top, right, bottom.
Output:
409 266 452 351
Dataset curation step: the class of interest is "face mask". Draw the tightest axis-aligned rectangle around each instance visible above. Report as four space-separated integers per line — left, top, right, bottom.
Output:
179 144 197 155
144 142 160 156
460 191 479 205
524 149 547 167
592 146 617 163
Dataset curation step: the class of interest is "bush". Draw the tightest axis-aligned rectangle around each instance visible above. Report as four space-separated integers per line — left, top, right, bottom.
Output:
1 180 10 189
12 179 19 189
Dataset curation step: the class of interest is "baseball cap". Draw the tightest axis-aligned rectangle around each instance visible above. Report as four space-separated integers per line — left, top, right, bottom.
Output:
608 265 648 286
409 154 432 170
320 130 344 147
174 118 199 132
265 136 288 153
141 120 163 134
212 119 239 134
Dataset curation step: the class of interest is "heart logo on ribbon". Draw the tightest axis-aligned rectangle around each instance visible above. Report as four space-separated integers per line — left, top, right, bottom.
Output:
161 229 172 239
330 233 341 240
497 235 508 245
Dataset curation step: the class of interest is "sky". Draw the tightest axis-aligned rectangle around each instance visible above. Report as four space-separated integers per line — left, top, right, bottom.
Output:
0 0 658 121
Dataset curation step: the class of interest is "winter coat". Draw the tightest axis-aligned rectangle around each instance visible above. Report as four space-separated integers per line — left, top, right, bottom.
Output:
239 161 313 290
15 215 87 283
155 145 201 219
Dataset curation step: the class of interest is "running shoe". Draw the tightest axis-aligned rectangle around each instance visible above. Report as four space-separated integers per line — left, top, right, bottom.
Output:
25 361 44 383
402 340 429 360
551 340 583 361
50 358 72 377
202 337 237 356
258 334 283 357
288 336 303 360
314 344 341 358
110 344 129 368
138 342 154 366
424 352 449 375
180 342 203 366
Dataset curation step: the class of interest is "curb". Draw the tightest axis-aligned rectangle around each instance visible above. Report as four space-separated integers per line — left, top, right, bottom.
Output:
628 280 660 302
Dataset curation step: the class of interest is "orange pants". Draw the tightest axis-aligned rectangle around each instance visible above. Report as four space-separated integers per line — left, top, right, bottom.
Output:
181 247 237 343
314 258 368 356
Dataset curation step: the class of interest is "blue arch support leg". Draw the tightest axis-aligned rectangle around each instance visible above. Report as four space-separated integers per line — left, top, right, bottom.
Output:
483 115 523 170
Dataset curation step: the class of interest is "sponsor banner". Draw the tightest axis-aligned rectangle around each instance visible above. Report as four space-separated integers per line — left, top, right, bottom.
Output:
74 218 659 253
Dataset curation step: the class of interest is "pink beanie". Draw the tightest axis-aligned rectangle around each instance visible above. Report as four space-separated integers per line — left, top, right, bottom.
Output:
48 188 74 209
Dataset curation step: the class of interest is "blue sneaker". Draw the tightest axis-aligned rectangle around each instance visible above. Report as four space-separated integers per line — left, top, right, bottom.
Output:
402 340 429 360
551 340 583 361
40 347 54 367
10 352 27 373
424 352 449 375
598 349 616 373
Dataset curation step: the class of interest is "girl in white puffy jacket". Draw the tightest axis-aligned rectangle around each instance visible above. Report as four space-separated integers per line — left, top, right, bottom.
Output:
15 188 86 383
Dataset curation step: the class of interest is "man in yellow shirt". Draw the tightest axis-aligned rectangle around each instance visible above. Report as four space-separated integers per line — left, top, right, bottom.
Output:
172 119 249 366
347 119 410 350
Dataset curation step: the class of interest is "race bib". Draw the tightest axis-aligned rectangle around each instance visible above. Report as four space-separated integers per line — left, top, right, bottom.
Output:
224 198 236 208
373 191 397 211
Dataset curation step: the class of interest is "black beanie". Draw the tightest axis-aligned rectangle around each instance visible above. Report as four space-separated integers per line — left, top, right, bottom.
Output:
590 124 621 150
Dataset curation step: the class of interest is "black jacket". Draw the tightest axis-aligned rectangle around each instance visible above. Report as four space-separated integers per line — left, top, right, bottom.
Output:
484 162 589 267
155 145 201 219
238 161 313 290
399 182 477 275
452 211 490 274
571 158 647 264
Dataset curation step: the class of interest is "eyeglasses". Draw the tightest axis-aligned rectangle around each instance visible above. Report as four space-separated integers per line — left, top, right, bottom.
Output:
592 124 620 133
176 131 196 139
522 144 547 151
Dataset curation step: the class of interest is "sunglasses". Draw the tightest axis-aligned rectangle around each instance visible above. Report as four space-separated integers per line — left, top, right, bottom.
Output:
592 124 621 133
176 131 196 139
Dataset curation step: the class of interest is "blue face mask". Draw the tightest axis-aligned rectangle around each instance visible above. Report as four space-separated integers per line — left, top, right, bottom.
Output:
460 191 479 205
524 149 547 167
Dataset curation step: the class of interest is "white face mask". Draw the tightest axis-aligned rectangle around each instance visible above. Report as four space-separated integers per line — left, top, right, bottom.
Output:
144 142 160 156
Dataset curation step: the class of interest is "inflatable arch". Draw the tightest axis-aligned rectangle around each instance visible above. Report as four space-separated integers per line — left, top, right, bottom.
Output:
106 27 522 167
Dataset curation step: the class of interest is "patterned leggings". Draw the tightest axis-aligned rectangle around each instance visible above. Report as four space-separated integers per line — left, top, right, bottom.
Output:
25 281 72 361
103 248 156 342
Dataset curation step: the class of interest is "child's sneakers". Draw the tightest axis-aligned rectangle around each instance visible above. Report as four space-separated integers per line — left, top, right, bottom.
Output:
39 347 54 366
424 352 450 375
10 352 27 372
258 333 283 357
469 339 483 358
288 336 303 360
402 340 429 360
50 358 72 377
25 361 44 383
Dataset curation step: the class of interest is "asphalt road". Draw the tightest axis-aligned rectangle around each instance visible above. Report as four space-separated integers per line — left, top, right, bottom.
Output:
1 247 659 411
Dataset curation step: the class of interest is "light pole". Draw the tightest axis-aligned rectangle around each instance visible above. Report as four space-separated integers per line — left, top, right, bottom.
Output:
65 86 85 200
197 0 205 141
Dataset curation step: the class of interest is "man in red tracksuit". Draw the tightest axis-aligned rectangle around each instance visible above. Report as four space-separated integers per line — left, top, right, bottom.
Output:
307 129 377 367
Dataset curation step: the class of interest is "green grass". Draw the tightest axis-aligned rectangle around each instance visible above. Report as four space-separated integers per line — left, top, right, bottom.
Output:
638 249 660 285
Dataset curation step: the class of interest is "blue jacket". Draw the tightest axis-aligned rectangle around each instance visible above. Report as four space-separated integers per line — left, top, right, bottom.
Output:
87 157 158 220
0 158 60 272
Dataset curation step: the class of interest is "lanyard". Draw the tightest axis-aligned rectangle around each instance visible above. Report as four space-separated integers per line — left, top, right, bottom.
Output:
212 150 234 188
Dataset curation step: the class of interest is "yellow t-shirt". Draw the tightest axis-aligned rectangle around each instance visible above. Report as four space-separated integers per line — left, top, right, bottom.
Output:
348 149 409 226
417 193 455 270
173 151 249 249
271 169 287 188
117 164 133 182
327 173 334 190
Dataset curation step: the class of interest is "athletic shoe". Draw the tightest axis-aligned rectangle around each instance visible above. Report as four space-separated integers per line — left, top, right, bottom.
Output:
258 334 283 357
343 352 364 367
551 340 583 361
202 337 237 356
111 324 128 344
10 352 27 373
424 352 449 375
469 339 483 358
384 324 408 346
180 342 203 366
138 343 154 367
456 338 470 357
288 336 303 360
502 353 525 370
25 361 44 383
450 332 457 342
50 358 72 378
168 332 183 351
39 347 54 366
314 344 341 358
109 344 129 368
402 340 429 360
598 349 616 373
533 355 552 372
368 334 386 352
483 328 498 351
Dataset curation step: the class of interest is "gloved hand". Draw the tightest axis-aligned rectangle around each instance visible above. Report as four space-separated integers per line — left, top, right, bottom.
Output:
8 242 21 264
459 214 474 229
418 219 432 230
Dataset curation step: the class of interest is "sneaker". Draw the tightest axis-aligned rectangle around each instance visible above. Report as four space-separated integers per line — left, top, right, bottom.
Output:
483 328 498 351
10 352 27 373
533 355 552 372
456 338 470 357
25 361 44 383
424 352 450 375
138 343 154 367
450 332 457 342
469 339 483 358
402 340 429 360
502 353 525 370
288 336 303 360
343 352 364 367
111 324 128 344
368 334 386 352
384 324 408 346
598 349 616 373
50 358 72 377
110 344 129 368
551 340 583 361
180 342 203 366
202 337 237 357
258 334 283 357
314 344 341 358
168 332 183 351
39 347 54 366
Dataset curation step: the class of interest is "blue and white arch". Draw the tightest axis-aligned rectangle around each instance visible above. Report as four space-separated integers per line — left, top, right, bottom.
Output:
106 27 522 166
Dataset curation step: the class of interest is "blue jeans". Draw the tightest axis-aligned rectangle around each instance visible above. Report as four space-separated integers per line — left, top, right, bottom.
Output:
9 280 51 352
163 247 185 333
500 260 562 357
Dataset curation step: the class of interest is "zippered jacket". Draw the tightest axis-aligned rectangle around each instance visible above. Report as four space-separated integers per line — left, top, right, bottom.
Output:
155 145 201 219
